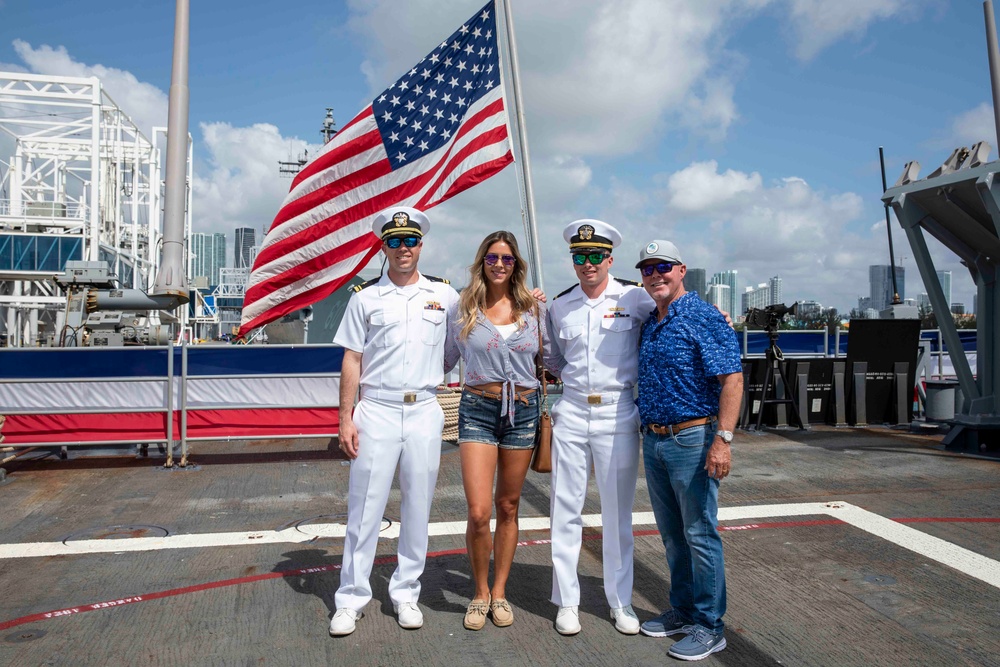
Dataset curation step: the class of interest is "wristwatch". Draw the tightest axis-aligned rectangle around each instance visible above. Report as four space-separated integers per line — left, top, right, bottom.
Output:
716 430 734 444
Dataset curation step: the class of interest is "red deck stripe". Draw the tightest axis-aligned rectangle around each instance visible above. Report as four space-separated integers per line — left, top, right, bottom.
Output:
1 516 996 631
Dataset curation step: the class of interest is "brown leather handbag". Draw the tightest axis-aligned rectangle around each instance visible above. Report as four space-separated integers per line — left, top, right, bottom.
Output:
531 307 552 473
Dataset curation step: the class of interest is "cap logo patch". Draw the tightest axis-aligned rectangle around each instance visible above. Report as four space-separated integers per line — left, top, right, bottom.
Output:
393 212 410 227
646 242 658 253
578 225 595 240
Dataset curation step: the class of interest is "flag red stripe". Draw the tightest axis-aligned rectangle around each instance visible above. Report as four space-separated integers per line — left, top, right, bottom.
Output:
241 245 383 332
417 124 511 208
256 159 392 268
290 110 373 190
273 130 387 230
424 150 514 208
244 232 377 305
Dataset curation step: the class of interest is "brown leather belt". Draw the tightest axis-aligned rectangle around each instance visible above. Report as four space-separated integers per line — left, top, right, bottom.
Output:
646 416 715 436
464 385 536 406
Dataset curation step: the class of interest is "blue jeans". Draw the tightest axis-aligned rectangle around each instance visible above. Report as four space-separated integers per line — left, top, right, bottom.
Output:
642 423 726 632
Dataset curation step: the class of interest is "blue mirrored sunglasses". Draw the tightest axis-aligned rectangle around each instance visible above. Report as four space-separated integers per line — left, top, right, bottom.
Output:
385 236 420 249
484 253 516 266
640 262 675 276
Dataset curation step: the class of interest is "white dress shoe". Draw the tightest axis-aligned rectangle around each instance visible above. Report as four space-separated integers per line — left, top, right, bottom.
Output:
329 608 360 636
555 605 581 635
394 601 424 629
610 605 640 635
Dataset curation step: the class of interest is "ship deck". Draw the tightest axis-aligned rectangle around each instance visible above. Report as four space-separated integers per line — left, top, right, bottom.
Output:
0 425 998 666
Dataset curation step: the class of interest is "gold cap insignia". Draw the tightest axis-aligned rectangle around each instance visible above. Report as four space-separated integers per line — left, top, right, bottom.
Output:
393 212 410 227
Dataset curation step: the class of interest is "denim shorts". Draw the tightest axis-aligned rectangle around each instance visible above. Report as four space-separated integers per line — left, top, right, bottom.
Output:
457 389 539 450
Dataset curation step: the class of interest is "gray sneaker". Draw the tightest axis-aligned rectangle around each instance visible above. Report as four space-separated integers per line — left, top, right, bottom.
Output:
639 608 690 638
667 625 726 661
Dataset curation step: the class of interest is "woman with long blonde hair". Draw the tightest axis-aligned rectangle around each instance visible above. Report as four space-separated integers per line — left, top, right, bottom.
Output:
444 230 544 631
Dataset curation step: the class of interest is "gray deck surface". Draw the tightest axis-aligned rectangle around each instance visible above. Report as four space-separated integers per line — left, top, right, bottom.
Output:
0 425 998 666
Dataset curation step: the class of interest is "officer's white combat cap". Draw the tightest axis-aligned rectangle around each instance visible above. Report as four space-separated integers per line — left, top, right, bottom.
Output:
562 219 622 251
635 239 683 268
372 206 430 239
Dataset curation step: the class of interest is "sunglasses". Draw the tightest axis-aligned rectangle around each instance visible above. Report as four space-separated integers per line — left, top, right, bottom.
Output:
572 252 609 266
640 262 675 276
385 236 420 249
484 253 516 266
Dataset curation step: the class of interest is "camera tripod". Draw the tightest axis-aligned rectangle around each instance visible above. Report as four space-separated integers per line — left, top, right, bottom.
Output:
751 327 806 432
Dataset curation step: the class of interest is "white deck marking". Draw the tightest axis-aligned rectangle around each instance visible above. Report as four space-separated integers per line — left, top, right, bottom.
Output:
1 501 998 589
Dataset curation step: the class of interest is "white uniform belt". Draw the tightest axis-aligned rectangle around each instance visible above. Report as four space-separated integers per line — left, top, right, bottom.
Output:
361 388 437 404
561 387 632 405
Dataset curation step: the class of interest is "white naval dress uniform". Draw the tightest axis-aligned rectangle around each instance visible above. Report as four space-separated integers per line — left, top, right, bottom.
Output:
544 274 654 609
333 272 459 612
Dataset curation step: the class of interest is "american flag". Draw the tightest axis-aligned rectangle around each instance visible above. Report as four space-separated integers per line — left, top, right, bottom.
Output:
239 0 513 335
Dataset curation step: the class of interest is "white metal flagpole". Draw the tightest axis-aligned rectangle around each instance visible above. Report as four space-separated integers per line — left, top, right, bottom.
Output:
497 0 544 292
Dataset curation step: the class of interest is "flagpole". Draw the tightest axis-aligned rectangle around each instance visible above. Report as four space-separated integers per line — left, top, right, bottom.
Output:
498 0 544 292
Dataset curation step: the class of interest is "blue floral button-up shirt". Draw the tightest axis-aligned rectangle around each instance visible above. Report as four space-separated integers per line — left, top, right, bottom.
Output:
637 291 742 426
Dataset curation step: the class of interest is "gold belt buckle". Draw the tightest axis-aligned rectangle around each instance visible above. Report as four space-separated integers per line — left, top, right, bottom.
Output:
403 392 417 403
587 394 602 405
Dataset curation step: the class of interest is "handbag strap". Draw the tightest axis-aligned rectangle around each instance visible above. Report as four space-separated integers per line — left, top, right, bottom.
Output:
535 305 548 403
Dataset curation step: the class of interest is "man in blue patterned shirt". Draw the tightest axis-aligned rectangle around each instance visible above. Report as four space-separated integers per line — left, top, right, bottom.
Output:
634 239 743 662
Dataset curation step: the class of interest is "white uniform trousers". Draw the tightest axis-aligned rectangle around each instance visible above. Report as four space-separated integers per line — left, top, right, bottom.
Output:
549 395 641 609
334 396 445 612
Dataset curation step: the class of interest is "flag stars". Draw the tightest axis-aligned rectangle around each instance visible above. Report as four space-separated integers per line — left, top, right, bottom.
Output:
452 40 460 50
486 29 492 39
449 77 459 88
388 131 399 142
457 98 467 108
459 24 469 34
464 44 474 55
418 140 429 151
479 47 486 57
431 52 441 63
481 9 490 20
412 120 423 132
397 151 407 162
463 80 473 92
390 95 401 106
444 57 452 67
448 112 459 123
397 116 408 127
473 27 482 38
399 80 409 91
427 125 437 135
382 111 393 122
472 64 480 74
443 128 452 140
457 61 467 72
421 68 431 79
409 67 417 77
433 109 444 120
485 79 495 89
419 104 430 116
442 93 452 104
414 84 423 95
404 136 414 147
435 72 445 84
428 89 438 100
405 100 415 111
378 94 387 103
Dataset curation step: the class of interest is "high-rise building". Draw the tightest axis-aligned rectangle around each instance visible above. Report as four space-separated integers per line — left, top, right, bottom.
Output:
191 232 227 285
235 227 256 269
869 264 905 311
706 284 730 314
742 283 771 314
711 270 738 316
768 275 782 306
951 303 966 315
683 268 707 299
936 270 952 306
795 300 822 318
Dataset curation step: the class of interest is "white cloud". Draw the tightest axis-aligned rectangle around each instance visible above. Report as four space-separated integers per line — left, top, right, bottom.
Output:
11 40 168 137
192 122 317 245
947 102 996 148
778 0 910 61
665 160 762 212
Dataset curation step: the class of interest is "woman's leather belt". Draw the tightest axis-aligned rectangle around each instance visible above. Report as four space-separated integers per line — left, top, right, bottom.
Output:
465 385 536 406
645 416 715 436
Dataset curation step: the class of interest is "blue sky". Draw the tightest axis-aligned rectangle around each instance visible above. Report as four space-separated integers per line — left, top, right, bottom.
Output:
0 0 994 313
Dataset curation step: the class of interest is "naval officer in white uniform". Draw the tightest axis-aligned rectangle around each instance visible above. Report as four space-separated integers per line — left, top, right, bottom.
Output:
544 219 653 637
329 206 459 636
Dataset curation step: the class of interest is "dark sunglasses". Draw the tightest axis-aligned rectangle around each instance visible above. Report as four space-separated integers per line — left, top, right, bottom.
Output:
640 262 675 276
385 236 420 249
484 253 516 266
572 252 609 266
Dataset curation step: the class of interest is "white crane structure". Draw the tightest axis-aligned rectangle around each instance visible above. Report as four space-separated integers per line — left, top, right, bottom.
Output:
0 71 193 346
